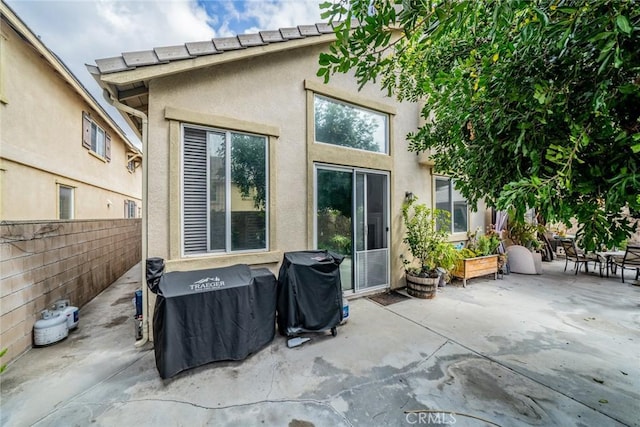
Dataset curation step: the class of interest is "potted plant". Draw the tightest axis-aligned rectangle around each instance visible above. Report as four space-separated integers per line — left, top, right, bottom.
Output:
503 214 545 274
452 228 502 287
401 197 461 298
504 211 545 251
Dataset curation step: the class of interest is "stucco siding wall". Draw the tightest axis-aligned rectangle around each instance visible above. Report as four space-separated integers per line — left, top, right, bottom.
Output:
0 159 140 220
0 19 141 220
145 42 487 292
0 219 141 364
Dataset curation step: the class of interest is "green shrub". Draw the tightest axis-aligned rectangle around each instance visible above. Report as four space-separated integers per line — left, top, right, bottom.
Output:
401 197 461 276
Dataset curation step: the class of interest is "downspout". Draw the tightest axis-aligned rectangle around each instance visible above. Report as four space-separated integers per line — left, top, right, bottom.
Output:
103 89 150 347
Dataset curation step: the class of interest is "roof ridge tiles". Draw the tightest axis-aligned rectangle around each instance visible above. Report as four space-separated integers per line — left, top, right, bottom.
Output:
259 29 284 43
122 49 162 67
93 20 353 74
238 33 265 47
212 36 243 51
185 40 219 56
298 24 321 36
154 45 192 62
279 27 303 40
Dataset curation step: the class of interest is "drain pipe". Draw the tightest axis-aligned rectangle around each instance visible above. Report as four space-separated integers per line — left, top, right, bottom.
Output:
103 89 150 347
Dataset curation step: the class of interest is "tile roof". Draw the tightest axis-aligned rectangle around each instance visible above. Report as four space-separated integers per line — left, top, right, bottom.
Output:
94 22 338 75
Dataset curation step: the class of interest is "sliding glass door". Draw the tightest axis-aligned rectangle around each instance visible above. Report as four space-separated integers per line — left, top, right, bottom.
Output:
315 166 389 293
354 172 388 290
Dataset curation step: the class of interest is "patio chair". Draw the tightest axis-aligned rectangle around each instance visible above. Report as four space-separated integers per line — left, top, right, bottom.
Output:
611 245 640 283
559 238 603 276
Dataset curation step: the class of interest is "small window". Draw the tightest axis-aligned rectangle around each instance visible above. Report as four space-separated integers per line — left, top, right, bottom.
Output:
435 177 468 233
127 160 135 172
91 124 105 156
314 95 388 154
82 112 111 161
58 185 74 220
125 200 137 218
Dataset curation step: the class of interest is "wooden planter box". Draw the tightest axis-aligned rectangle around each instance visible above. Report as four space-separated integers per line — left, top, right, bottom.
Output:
452 255 499 287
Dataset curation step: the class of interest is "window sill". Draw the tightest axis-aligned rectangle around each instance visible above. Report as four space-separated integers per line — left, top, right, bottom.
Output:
448 232 469 243
88 150 107 162
166 250 283 272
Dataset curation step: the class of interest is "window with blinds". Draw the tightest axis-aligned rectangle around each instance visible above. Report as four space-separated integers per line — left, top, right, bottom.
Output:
182 125 268 255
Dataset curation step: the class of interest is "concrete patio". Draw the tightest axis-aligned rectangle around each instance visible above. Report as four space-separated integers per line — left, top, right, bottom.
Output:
1 260 638 427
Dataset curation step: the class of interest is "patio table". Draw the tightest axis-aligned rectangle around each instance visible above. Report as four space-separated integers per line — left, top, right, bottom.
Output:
596 250 626 278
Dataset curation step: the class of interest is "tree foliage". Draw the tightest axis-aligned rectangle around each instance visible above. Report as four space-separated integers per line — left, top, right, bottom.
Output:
319 0 640 250
228 134 267 210
315 95 381 151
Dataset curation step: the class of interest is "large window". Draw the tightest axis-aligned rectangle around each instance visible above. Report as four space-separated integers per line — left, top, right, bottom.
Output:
58 185 74 220
435 177 468 233
183 126 268 255
314 95 388 154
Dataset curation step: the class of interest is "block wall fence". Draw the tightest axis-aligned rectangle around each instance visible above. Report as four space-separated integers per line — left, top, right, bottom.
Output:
0 219 141 364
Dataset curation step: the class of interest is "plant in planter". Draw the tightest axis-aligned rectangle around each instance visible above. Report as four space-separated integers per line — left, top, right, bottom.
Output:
401 197 461 298
452 228 502 287
505 217 545 251
466 228 502 256
502 214 546 274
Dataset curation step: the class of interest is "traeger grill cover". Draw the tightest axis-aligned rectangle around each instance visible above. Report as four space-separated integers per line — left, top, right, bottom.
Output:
277 250 344 336
152 264 276 379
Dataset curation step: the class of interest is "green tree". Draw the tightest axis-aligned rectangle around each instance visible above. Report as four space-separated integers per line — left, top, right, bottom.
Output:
319 0 640 251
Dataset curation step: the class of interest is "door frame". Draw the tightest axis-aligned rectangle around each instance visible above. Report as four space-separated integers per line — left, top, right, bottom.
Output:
313 163 390 294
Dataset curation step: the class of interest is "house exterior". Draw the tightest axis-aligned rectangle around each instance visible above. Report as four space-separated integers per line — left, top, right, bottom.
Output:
0 3 142 221
89 23 488 339
0 3 144 364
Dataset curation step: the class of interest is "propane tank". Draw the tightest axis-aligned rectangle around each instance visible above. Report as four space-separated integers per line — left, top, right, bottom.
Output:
133 290 143 340
34 309 68 346
54 299 79 330
341 298 349 324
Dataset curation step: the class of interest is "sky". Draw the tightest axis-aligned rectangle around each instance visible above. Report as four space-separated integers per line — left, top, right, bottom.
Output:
6 0 327 145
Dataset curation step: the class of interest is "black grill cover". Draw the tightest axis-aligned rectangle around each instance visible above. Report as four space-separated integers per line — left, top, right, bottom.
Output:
145 257 165 295
277 250 344 336
152 264 277 379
